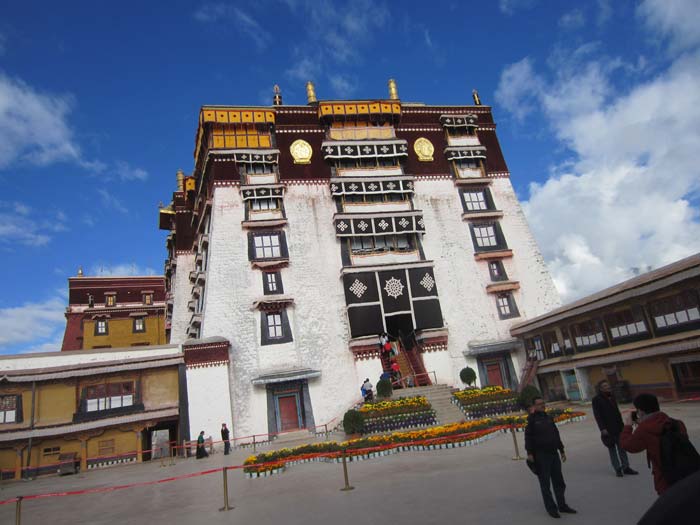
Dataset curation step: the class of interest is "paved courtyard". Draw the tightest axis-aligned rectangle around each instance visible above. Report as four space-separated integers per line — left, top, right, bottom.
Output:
1 402 698 524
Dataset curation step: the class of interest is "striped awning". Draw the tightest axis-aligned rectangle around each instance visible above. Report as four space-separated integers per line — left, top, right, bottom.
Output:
444 145 486 160
322 140 408 160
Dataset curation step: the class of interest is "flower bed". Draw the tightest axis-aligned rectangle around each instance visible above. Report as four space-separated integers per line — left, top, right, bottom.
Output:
242 409 586 476
452 386 519 418
363 410 437 433
359 396 430 417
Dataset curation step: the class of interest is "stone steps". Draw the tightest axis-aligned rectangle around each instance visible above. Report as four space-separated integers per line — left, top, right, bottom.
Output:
392 384 464 425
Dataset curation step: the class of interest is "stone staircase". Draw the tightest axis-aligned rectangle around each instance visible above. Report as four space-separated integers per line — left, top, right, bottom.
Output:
393 384 465 425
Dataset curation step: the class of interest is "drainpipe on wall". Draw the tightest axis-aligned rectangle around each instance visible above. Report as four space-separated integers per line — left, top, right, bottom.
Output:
25 381 36 477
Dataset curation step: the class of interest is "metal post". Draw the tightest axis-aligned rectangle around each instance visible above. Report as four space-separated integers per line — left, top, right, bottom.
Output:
219 467 233 511
169 445 176 466
340 449 354 491
325 424 330 441
510 425 523 460
15 496 22 525
252 435 256 453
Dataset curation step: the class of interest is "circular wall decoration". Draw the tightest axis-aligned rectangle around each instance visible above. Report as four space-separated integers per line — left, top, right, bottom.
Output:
414 137 434 162
290 139 312 164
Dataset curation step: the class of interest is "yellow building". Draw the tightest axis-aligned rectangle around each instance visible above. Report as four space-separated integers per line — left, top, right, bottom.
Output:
0 346 184 480
511 253 700 402
61 274 168 351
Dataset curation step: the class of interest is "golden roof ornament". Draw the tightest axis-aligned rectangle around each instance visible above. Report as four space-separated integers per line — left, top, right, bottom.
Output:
306 81 317 104
388 78 399 100
273 84 282 106
472 89 482 105
176 169 185 192
77 266 84 277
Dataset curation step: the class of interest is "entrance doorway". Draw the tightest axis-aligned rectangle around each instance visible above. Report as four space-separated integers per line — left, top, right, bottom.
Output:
563 370 581 401
486 363 504 387
384 313 414 339
275 393 302 432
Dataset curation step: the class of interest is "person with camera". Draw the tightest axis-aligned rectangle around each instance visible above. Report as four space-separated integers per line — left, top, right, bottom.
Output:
620 393 691 495
592 380 638 477
525 396 577 518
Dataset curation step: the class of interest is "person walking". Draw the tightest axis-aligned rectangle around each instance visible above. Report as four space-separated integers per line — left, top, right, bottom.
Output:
592 380 638 477
362 378 374 402
620 393 697 495
196 431 209 459
525 396 577 519
221 423 231 455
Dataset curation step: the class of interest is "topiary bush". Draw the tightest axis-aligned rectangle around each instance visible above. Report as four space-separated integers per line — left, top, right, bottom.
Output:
460 366 477 386
517 384 542 410
343 409 365 435
376 378 393 399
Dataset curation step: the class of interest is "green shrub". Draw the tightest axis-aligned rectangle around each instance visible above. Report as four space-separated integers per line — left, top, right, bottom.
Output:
517 384 542 410
343 409 365 435
377 378 393 399
459 367 477 386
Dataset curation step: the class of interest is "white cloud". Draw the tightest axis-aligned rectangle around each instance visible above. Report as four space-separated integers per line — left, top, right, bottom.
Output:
97 188 128 214
423 29 434 49
194 4 271 50
558 9 585 31
499 0 538 15
0 201 69 246
115 161 148 181
496 14 700 302
596 0 613 26
282 0 389 87
329 74 357 98
637 0 700 52
87 263 157 277
0 297 66 347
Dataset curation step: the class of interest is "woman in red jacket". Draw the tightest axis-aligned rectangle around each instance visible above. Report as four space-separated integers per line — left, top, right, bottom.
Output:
620 393 688 495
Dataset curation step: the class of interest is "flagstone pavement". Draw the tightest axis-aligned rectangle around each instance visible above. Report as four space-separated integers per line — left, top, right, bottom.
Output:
1 402 698 525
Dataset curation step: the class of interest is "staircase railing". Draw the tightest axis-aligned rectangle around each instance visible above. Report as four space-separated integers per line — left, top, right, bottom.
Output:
392 371 438 389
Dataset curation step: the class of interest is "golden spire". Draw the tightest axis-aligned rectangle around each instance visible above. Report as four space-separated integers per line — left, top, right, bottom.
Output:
176 169 184 192
472 89 482 105
306 81 317 104
388 78 399 100
77 266 84 277
273 84 282 106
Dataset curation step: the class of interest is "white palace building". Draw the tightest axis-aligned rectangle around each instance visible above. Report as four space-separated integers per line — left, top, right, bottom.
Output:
158 81 560 441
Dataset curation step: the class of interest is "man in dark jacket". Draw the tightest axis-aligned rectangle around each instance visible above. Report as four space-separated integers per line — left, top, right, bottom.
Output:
592 380 638 477
525 397 577 519
620 393 689 495
221 423 231 455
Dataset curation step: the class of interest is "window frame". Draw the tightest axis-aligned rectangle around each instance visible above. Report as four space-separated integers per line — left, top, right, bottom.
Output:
132 317 146 333
261 309 293 345
248 231 288 261
604 306 649 344
263 271 284 295
460 187 496 213
496 292 520 320
571 318 608 352
469 221 508 252
349 234 416 255
649 291 700 334
488 260 508 282
84 381 136 413
94 319 109 336
0 395 20 424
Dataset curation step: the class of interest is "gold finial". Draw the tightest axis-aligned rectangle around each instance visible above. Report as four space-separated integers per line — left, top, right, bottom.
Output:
273 84 282 106
472 89 482 105
176 169 184 192
77 266 84 277
306 81 317 104
388 78 399 100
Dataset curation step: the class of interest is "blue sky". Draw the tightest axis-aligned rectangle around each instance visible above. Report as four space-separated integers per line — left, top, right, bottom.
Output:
1 0 699 354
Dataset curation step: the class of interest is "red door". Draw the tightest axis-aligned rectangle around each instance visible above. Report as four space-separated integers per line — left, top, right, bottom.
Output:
278 395 300 431
486 363 504 387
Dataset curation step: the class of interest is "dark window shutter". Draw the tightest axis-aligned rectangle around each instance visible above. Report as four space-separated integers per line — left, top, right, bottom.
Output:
279 232 289 258
248 232 255 261
15 395 23 423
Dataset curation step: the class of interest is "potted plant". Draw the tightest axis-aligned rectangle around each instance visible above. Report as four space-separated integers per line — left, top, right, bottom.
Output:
343 409 365 439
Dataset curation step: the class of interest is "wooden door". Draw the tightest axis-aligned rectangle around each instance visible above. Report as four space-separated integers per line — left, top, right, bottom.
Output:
277 395 300 431
486 363 504 387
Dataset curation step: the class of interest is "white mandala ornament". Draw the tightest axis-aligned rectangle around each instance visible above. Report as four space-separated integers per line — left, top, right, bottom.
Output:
384 277 404 299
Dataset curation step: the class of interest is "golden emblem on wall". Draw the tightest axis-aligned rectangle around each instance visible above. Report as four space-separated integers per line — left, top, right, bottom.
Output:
290 139 313 164
414 137 434 162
